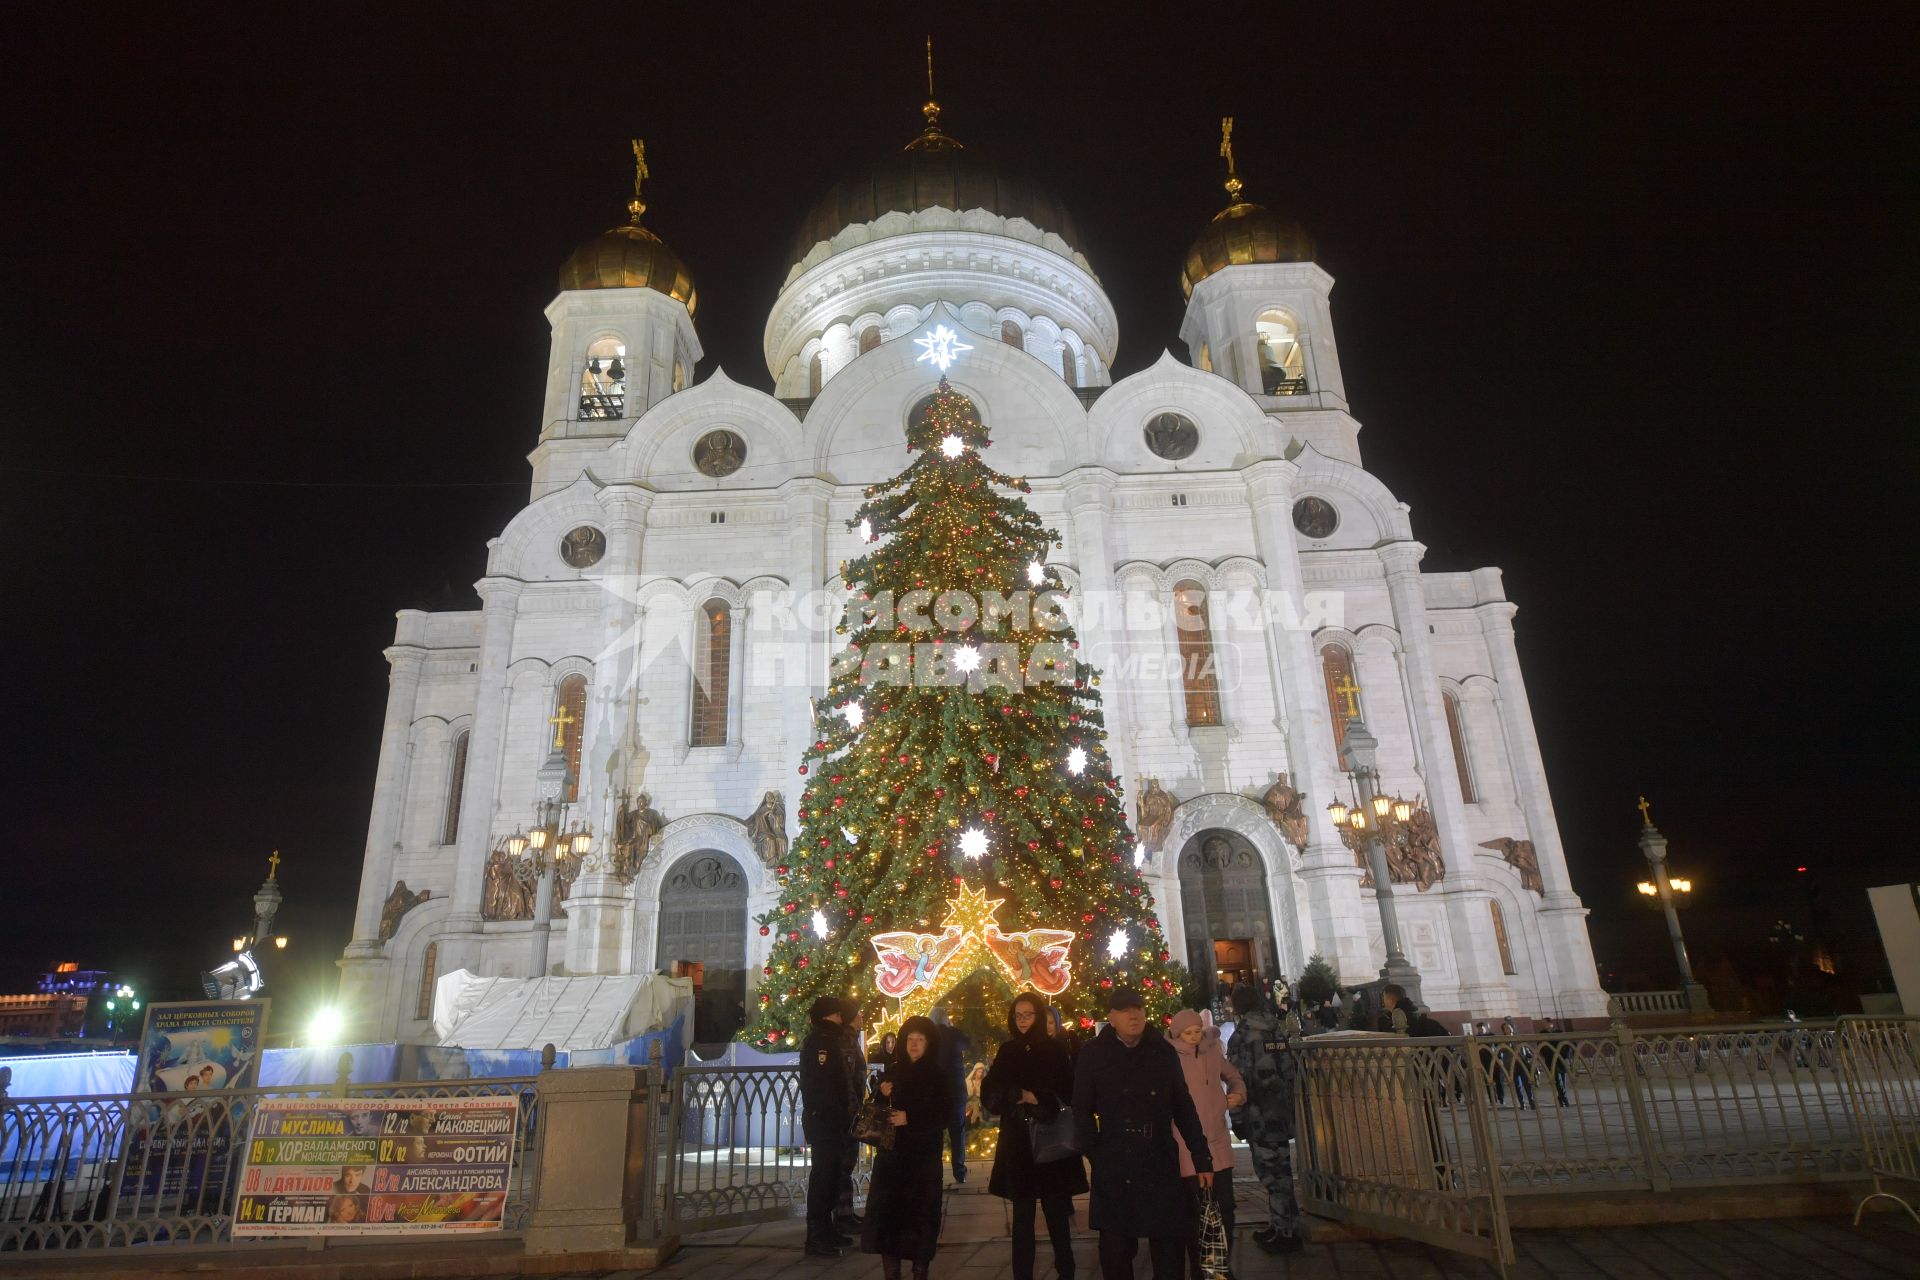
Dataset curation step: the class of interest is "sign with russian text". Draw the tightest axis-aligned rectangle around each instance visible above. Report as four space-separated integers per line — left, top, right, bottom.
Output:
231 1096 517 1235
117 999 270 1207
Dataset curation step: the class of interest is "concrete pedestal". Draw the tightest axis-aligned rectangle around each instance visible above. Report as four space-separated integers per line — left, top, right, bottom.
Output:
523 1065 665 1254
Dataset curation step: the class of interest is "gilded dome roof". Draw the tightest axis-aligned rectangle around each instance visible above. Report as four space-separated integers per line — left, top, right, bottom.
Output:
556 139 697 315
787 103 1085 269
1180 199 1315 299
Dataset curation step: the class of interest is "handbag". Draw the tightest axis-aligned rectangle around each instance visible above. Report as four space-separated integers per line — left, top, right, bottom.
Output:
851 1098 895 1150
1023 1104 1079 1164
1196 1196 1230 1280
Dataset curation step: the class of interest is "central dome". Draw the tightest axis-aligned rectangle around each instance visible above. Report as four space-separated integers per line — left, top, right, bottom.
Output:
787 106 1085 270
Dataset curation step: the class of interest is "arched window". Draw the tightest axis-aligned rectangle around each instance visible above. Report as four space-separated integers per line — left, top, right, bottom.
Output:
1173 580 1222 727
1321 644 1359 753
441 730 470 845
807 351 823 397
416 941 440 1020
1443 691 1477 803
552 674 588 802
1060 340 1078 388
1490 900 1517 975
1255 309 1307 395
691 599 732 747
580 337 627 419
858 326 881 355
1001 319 1023 347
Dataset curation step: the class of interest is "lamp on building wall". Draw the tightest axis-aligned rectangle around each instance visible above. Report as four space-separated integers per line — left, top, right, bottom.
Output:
1325 676 1424 1010
499 719 596 978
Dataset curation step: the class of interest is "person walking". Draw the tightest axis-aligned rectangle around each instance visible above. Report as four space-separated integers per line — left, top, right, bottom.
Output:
1499 1017 1535 1110
801 997 856 1256
1072 988 1213 1280
1537 1021 1572 1106
982 993 1086 1280
836 999 871 1231
1169 1010 1245 1280
1377 983 1410 1034
862 1016 953 1280
1224 983 1302 1255
933 1007 972 1183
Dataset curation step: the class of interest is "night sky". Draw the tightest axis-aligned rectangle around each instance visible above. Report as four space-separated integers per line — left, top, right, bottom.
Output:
4 7 1914 1022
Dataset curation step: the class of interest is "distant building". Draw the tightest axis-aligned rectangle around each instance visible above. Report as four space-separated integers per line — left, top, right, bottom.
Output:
0 993 89 1039
37 962 115 998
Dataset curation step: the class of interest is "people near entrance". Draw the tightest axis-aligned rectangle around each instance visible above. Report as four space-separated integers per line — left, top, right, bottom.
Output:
836 999 872 1231
862 1016 954 1280
801 997 856 1256
1499 1016 1535 1109
982 992 1087 1280
1073 987 1213 1280
1377 983 1411 1034
1225 982 1303 1255
932 1007 971 1183
1537 1020 1572 1106
1169 1009 1246 1280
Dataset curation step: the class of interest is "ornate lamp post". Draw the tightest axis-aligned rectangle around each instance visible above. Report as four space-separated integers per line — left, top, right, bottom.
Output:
1326 677 1424 1010
1636 797 1711 1014
501 707 595 978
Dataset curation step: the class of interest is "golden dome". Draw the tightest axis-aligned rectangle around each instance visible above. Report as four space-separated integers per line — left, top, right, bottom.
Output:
557 138 697 315
558 223 697 315
1180 200 1315 299
788 102 1085 269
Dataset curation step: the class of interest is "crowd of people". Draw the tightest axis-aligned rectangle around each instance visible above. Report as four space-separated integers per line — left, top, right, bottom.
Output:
799 982 1307 1279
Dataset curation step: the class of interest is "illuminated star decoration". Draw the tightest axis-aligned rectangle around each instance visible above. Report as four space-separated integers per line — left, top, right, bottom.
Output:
959 827 990 860
952 644 982 673
914 324 973 373
1066 746 1087 775
941 434 966 458
812 909 830 938
1106 928 1129 961
1027 560 1045 585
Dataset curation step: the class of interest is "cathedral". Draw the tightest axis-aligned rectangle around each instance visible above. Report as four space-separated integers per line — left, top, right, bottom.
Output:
337 103 1608 1045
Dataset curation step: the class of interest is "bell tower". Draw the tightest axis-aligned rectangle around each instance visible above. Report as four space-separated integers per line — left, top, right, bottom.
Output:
534 140 703 492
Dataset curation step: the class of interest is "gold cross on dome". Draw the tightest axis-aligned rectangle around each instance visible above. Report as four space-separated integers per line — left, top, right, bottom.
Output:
1219 116 1244 205
1333 673 1362 719
549 703 578 750
1637 795 1653 828
267 850 281 880
628 138 649 223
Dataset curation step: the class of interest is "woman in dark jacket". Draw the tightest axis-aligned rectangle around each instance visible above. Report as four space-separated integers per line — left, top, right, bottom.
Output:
862 1015 951 1279
981 993 1087 1280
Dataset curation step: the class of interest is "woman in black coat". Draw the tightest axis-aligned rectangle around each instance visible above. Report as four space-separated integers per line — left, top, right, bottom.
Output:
981 993 1087 1280
862 1015 951 1279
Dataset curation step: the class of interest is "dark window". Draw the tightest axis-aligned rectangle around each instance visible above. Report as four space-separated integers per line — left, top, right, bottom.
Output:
554 675 587 802
1490 900 1517 975
441 731 470 845
1322 644 1359 753
858 326 881 355
691 600 732 747
1001 319 1023 347
416 942 440 1019
1444 691 1477 803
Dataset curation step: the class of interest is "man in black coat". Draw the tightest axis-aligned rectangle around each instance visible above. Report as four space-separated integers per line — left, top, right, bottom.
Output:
834 998 870 1230
1072 988 1213 1280
800 997 855 1256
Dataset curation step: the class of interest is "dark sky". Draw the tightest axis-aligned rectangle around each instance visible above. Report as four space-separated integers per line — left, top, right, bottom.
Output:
3 6 1914 1018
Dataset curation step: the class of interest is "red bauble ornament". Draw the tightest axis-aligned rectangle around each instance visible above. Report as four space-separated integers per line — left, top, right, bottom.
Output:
798 765 808 774
1050 879 1062 889
777 865 789 877
758 925 770 936
797 956 810 969
784 902 798 913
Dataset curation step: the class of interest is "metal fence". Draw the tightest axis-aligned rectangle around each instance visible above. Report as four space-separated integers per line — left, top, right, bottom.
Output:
659 1064 873 1236
1293 1016 1920 1269
0 1070 540 1253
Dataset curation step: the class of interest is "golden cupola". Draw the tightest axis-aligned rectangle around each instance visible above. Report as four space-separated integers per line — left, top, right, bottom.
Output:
1180 117 1314 299
557 139 698 315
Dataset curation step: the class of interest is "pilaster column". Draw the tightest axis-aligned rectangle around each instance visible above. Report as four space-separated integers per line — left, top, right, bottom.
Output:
1473 602 1573 900
1063 469 1134 788
1243 460 1369 981
581 488 654 845
448 578 526 930
347 614 429 948
782 478 833 837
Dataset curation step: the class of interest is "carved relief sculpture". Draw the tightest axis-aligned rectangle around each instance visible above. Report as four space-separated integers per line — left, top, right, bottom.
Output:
1479 837 1543 894
612 791 666 883
481 849 534 921
746 790 789 868
1260 771 1310 850
1352 798 1447 893
378 880 431 941
1135 776 1177 856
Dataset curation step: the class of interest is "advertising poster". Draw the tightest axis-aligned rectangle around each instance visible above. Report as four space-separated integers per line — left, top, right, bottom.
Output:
116 999 270 1206
232 1096 517 1235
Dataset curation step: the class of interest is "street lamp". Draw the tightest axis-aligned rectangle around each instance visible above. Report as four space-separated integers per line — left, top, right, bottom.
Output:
1636 875 1693 898
1635 797 1711 1014
498 716 595 978
1326 683 1423 1008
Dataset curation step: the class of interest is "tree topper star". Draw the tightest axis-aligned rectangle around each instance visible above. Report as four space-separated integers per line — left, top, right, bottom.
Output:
914 324 974 372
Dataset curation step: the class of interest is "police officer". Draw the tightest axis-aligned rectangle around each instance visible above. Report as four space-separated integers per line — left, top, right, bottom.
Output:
1071 988 1213 1280
1225 982 1302 1254
801 997 855 1256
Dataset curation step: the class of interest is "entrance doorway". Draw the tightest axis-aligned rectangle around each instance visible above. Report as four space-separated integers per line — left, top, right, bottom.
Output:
656 850 748 1046
1177 830 1280 1007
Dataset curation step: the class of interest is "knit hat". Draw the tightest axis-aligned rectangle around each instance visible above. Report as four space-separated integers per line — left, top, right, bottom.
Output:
1170 1009 1205 1036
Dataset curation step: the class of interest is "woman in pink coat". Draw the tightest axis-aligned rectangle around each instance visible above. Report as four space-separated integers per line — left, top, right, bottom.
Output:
1170 1009 1246 1278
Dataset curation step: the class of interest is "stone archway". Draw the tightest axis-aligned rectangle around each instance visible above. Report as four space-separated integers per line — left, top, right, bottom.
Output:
1176 829 1279 1005
656 850 749 1044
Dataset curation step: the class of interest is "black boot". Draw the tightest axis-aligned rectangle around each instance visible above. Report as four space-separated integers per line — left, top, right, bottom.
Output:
882 1256 901 1280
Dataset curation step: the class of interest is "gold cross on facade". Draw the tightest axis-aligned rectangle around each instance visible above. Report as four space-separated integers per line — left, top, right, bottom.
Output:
267 850 281 880
549 703 577 750
1219 116 1244 205
1333 673 1362 718
628 138 649 223
1637 795 1653 828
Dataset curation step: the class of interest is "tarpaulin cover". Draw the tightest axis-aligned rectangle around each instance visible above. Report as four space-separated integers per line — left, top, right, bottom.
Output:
0 1050 134 1099
431 970 692 1051
256 1042 399 1087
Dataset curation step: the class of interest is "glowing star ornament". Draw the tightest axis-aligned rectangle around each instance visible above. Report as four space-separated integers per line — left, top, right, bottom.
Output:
1106 928 1129 961
952 644 982 673
914 324 974 373
959 827 990 861
1132 844 1147 869
1027 560 1045 586
1066 746 1087 775
812 910 830 939
858 518 874 542
840 700 865 729
940 434 966 458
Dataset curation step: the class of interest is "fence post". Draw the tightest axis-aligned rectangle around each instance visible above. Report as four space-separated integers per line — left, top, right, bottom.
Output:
1613 1024 1671 1192
524 1064 675 1259
332 1051 354 1098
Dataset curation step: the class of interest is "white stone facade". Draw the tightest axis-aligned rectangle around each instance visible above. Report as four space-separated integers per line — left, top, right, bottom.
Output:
337 202 1608 1044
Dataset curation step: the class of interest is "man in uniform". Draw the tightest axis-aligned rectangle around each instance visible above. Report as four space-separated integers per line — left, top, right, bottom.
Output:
800 997 855 1256
1072 987 1213 1279
1226 982 1303 1254
834 998 868 1230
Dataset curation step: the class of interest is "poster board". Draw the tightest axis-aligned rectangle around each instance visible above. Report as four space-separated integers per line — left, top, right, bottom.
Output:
116 1000 270 1207
232 1096 517 1235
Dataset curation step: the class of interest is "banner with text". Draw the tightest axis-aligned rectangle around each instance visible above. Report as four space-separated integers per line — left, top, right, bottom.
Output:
231 1096 517 1235
117 999 270 1208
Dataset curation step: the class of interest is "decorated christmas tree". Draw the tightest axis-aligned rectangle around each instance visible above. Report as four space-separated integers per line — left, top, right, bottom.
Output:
745 352 1187 1047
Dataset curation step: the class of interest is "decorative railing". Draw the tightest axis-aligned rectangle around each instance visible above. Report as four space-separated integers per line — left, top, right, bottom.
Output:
1608 990 1690 1015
